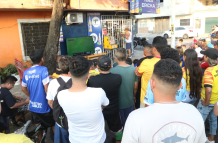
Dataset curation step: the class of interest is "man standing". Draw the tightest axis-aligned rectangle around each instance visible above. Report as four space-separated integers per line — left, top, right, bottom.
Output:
47 56 71 143
197 48 218 143
21 49 55 142
0 76 29 127
123 27 132 58
57 56 109 143
88 55 123 143
211 39 218 50
135 36 167 107
111 48 138 126
122 59 207 143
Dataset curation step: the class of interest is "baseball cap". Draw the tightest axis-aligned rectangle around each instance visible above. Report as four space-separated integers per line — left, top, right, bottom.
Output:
207 42 214 48
97 55 111 69
211 40 218 45
200 48 218 59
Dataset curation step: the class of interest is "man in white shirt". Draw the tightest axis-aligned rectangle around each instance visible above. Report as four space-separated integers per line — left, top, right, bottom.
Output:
57 56 109 143
194 43 204 58
122 59 207 143
46 56 71 143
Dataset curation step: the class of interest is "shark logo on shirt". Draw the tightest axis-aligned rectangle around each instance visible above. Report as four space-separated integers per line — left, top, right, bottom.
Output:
161 133 189 143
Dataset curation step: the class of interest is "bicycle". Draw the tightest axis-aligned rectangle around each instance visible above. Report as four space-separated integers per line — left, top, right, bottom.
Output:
14 120 54 143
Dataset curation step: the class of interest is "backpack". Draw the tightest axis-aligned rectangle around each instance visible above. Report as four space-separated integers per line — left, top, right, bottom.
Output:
53 77 72 131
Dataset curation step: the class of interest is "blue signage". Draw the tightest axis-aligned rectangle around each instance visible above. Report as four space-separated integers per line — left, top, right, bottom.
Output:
139 0 156 13
87 13 103 54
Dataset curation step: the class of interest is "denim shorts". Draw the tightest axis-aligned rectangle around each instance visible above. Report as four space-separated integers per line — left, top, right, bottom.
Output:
126 43 132 50
197 100 217 135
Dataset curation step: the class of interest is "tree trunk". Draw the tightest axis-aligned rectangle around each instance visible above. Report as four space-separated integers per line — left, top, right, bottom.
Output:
44 0 63 74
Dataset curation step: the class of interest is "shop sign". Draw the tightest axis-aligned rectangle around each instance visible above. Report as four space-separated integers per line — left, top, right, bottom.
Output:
87 13 103 54
130 0 159 14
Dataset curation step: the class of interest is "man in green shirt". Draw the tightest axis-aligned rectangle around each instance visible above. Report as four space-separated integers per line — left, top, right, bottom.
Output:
111 48 138 126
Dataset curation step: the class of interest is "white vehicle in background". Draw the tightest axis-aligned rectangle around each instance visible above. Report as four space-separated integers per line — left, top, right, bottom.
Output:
162 27 197 39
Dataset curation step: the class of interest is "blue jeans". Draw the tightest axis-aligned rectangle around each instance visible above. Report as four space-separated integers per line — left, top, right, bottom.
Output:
54 123 70 143
119 106 134 127
197 100 217 135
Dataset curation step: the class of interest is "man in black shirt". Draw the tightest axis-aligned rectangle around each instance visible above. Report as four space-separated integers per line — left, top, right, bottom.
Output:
0 76 29 123
87 55 123 143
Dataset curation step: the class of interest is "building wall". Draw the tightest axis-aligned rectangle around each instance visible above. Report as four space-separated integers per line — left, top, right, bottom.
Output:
0 0 53 10
135 0 194 19
70 0 128 11
0 11 52 67
194 0 218 11
193 11 218 34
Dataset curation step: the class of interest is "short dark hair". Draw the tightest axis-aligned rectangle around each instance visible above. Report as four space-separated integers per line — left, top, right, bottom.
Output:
125 58 132 65
29 49 44 64
115 48 126 61
152 36 168 54
176 46 183 58
161 48 180 64
2 76 17 84
153 59 182 87
144 44 152 54
179 39 183 42
89 60 94 67
58 56 71 74
69 56 90 78
133 59 139 65
92 59 97 67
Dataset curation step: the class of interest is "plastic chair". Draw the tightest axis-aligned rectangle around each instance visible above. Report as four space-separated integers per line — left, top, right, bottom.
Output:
14 59 28 84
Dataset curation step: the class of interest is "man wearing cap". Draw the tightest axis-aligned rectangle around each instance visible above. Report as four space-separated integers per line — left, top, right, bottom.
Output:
211 39 218 50
87 55 123 143
197 48 218 143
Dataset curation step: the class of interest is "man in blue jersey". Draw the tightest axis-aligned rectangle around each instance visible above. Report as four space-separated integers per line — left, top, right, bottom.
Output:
21 49 55 142
144 48 186 105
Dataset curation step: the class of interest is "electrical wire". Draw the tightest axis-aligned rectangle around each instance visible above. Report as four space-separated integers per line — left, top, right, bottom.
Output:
0 23 18 30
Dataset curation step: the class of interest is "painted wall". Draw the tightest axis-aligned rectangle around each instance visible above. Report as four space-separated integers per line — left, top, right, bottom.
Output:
0 11 52 67
70 0 128 11
0 0 53 10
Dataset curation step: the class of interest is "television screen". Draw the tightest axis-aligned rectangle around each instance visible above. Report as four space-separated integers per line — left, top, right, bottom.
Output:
66 36 95 56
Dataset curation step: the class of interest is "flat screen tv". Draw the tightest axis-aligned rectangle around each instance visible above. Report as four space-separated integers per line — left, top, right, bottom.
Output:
66 36 95 56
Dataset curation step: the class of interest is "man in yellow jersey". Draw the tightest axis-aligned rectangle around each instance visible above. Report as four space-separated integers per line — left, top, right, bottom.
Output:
89 60 100 76
197 48 218 143
135 36 168 108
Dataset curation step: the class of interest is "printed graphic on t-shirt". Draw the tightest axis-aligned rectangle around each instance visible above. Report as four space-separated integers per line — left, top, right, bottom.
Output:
152 122 196 143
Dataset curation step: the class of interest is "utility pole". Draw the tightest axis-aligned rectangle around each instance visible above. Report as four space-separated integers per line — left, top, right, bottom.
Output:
171 0 176 48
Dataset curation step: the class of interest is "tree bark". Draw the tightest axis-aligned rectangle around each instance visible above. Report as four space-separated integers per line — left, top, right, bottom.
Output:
44 0 63 74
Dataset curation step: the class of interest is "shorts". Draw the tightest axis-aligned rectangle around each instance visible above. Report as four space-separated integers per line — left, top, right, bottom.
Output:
126 43 132 50
105 115 123 133
31 110 55 127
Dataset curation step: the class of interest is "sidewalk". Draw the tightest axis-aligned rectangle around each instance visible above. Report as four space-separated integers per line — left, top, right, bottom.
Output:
135 33 209 39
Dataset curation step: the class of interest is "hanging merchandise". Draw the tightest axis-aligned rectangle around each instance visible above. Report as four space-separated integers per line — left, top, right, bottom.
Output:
87 13 103 54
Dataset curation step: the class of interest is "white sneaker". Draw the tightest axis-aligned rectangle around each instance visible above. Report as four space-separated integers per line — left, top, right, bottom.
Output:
206 137 215 143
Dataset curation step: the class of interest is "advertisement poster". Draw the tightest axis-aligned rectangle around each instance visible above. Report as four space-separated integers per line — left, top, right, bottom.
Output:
130 0 135 13
139 0 156 13
135 0 139 13
156 0 160 14
87 13 102 54
59 26 64 42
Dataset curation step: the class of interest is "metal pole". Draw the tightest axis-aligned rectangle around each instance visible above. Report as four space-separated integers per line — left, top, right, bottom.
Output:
171 0 176 49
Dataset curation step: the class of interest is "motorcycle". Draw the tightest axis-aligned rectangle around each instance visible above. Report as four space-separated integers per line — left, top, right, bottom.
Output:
134 35 149 48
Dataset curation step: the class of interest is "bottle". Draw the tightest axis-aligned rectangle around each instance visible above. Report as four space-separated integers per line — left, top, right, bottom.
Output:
89 16 92 32
99 33 101 45
135 0 139 13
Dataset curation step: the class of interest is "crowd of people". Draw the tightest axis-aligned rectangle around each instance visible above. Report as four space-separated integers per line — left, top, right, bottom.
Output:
1 35 218 143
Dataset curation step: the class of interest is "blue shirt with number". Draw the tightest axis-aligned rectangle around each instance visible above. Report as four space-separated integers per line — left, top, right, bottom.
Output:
22 65 51 113
144 78 186 105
